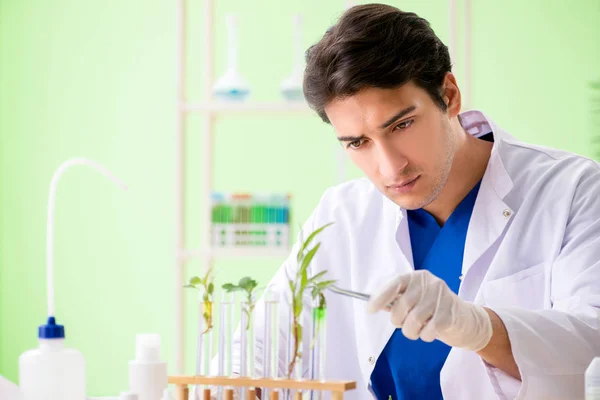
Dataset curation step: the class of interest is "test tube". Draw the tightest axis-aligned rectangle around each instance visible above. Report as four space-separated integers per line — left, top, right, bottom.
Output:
316 305 327 382
220 292 235 376
262 289 280 398
285 194 291 246
195 298 214 396
268 194 278 247
232 193 241 246
309 298 327 400
219 292 235 398
289 308 304 381
211 193 222 247
286 304 304 400
228 293 236 377
245 300 256 377
194 298 203 395
202 301 214 376
239 299 256 400
250 194 258 245
284 298 293 400
240 302 248 377
223 193 233 247
275 195 284 248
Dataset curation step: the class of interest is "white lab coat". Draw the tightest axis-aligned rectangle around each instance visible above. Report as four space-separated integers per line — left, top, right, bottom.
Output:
229 110 600 399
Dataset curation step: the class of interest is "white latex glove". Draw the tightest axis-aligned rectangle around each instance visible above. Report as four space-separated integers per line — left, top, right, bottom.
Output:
367 270 493 352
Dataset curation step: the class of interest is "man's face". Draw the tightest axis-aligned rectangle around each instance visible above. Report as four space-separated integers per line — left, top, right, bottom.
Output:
324 82 457 210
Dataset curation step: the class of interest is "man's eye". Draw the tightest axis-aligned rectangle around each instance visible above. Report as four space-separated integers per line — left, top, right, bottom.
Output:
347 139 365 149
394 119 414 130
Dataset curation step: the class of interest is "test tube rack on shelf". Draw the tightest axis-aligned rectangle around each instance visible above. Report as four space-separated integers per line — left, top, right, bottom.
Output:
168 375 356 400
211 193 291 249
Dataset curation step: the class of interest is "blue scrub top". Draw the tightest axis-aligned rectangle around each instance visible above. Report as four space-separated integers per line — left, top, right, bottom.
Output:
370 181 481 400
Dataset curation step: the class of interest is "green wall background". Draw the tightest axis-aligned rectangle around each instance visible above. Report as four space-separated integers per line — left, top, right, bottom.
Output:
1 0 599 396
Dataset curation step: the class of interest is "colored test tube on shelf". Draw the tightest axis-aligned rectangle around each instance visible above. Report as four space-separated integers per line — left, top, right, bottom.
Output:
283 194 291 247
250 193 257 242
222 193 232 247
285 194 291 224
256 193 267 247
250 194 258 245
211 193 224 247
276 194 285 247
242 193 252 246
232 193 242 246
266 194 277 248
274 194 285 248
261 195 269 246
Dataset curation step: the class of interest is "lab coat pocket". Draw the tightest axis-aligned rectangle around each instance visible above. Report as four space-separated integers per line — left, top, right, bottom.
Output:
482 263 547 310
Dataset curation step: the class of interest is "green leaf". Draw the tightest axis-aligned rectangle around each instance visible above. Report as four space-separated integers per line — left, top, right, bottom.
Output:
189 276 202 286
208 283 214 295
239 277 258 292
316 279 337 289
203 267 213 284
238 276 253 288
301 243 321 275
299 222 333 259
311 286 320 299
306 270 328 286
296 225 306 263
294 292 302 317
183 284 196 289
288 280 295 295
300 265 308 290
222 283 237 291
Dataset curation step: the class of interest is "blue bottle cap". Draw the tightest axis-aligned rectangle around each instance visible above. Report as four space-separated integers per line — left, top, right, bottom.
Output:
39 316 65 339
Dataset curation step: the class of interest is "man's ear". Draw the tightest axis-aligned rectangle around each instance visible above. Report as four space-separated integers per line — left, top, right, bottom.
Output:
442 72 461 118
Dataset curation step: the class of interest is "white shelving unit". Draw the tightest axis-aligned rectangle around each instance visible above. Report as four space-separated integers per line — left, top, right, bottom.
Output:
173 0 469 374
174 0 355 374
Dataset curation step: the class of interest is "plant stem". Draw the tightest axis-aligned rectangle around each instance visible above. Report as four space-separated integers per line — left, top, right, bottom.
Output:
202 300 213 334
288 314 300 378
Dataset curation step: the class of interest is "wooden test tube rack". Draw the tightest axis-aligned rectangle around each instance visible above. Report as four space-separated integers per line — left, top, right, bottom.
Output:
169 376 356 400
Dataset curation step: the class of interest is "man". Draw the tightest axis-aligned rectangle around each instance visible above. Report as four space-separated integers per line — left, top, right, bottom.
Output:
231 4 600 399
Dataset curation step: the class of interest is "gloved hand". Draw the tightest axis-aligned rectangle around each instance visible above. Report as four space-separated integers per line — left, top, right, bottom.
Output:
367 270 493 352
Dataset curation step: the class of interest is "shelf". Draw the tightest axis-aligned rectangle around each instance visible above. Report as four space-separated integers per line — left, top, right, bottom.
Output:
180 247 291 260
183 101 312 114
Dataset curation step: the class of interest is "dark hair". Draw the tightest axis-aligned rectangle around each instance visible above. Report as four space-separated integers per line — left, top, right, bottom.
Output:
303 4 452 123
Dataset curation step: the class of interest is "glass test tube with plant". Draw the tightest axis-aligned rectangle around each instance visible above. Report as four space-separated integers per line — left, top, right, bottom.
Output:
185 267 216 378
222 277 260 378
286 222 336 380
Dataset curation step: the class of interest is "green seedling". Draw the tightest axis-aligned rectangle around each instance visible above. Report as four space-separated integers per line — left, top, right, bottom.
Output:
222 276 260 330
185 266 215 334
286 222 335 378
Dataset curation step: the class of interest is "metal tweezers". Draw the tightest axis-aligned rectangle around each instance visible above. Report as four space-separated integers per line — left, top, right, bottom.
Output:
328 285 371 302
328 284 396 309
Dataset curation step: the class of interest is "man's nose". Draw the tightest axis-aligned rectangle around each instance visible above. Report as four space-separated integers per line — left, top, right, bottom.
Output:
376 141 408 179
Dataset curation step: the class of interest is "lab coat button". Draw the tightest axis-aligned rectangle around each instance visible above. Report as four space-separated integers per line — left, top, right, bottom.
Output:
368 356 375 365
502 209 511 218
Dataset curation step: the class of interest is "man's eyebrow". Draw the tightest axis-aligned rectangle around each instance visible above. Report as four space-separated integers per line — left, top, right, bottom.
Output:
336 106 416 142
337 135 365 142
379 106 417 129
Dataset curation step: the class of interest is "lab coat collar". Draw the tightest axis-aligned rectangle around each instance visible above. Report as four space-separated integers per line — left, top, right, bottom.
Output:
390 109 514 222
389 109 515 278
357 111 518 385
459 110 516 278
461 109 514 199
